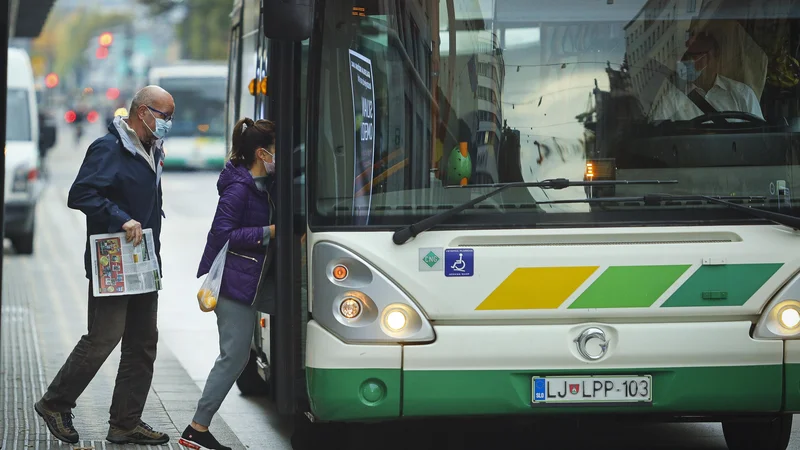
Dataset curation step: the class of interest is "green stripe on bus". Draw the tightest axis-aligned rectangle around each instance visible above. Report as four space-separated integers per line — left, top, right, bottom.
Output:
785 363 800 412
206 157 226 167
401 365 782 417
305 365 785 420
660 263 784 308
568 265 690 309
162 158 188 167
306 367 400 421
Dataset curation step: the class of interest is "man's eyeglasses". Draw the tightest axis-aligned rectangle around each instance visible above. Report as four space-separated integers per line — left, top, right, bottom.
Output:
147 105 173 122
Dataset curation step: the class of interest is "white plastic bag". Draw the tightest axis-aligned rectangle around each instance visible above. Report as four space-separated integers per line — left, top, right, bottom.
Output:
197 241 229 312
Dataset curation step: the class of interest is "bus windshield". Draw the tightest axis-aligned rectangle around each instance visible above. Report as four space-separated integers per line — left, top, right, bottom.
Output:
159 76 227 138
310 0 800 228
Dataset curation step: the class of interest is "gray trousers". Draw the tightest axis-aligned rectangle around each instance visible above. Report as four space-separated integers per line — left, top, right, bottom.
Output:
193 295 256 427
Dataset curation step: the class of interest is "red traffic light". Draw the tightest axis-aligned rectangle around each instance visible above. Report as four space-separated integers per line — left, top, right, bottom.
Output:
99 32 113 47
45 73 59 89
65 110 77 123
96 47 109 59
106 88 120 100
87 110 99 123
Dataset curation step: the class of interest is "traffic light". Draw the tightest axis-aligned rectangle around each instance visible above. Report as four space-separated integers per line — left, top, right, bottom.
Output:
45 73 59 89
96 47 109 59
99 32 113 47
106 88 120 100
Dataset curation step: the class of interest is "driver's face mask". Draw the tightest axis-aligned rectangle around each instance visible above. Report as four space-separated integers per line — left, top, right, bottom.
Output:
677 54 707 82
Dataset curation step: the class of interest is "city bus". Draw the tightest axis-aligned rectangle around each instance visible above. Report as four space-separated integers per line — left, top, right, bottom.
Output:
228 0 800 448
148 63 228 170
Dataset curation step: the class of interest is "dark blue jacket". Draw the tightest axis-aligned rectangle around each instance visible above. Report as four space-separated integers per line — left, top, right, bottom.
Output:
68 117 165 280
197 161 275 306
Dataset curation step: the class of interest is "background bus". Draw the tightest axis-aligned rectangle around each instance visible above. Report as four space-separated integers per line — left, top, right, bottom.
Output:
148 62 228 170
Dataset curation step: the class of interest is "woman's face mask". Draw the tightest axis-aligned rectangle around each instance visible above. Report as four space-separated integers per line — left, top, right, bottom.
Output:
263 150 276 174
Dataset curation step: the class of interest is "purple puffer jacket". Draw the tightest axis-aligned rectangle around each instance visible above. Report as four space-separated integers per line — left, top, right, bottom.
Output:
197 161 274 305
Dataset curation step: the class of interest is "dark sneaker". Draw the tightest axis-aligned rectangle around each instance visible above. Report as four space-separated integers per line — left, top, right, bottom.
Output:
178 425 231 450
106 420 170 445
34 400 79 444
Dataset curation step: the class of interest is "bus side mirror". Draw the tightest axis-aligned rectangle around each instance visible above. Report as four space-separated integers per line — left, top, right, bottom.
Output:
262 0 314 41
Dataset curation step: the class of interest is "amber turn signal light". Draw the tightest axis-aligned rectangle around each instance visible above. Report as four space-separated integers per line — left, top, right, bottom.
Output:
332 264 348 281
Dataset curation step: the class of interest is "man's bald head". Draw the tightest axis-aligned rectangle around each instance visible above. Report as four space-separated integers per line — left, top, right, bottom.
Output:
131 86 174 115
128 85 175 145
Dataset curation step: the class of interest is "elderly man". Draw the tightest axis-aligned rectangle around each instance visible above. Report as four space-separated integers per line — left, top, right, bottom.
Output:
34 86 174 445
651 31 764 122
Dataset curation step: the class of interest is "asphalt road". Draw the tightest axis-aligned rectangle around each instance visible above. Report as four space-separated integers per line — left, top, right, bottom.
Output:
7 119 800 450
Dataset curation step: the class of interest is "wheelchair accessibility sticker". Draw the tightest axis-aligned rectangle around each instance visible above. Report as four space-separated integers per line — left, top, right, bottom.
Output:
444 248 474 277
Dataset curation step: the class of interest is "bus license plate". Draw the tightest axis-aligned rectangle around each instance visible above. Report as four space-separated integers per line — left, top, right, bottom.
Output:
532 375 652 404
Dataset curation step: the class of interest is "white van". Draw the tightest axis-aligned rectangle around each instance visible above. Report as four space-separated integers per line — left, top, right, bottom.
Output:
4 48 49 254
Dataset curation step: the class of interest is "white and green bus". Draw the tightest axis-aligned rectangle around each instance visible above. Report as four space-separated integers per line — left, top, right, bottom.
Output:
148 63 228 170
228 0 800 448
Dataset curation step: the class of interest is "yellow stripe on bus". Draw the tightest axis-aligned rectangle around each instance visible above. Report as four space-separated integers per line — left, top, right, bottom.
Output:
476 266 599 310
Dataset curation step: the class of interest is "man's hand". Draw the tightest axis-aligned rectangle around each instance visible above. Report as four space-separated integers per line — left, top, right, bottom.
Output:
122 219 143 246
269 224 276 239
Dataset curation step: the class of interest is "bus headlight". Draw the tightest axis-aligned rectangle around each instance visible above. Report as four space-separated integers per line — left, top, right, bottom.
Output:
378 303 428 339
780 305 800 329
340 297 362 319
754 272 800 339
313 242 435 344
332 291 376 326
385 308 407 331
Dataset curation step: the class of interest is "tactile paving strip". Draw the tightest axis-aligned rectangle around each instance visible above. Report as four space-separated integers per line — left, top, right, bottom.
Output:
1 264 185 450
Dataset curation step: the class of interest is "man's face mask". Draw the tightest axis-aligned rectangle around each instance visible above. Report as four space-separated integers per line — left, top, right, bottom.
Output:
144 106 173 139
677 53 707 82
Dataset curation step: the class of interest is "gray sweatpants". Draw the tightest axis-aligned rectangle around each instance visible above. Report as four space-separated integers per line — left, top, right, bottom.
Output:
193 295 256 427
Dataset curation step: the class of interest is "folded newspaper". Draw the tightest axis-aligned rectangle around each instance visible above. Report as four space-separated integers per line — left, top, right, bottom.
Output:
90 228 162 297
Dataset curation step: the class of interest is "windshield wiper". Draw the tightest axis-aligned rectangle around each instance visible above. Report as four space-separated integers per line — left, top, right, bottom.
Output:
536 193 800 230
391 178 678 245
535 194 765 205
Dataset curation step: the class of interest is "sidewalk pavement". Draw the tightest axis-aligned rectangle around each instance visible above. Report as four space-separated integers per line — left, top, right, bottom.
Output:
0 196 248 450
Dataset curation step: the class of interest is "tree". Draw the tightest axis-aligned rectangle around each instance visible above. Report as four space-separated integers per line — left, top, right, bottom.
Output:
30 9 133 77
138 0 232 61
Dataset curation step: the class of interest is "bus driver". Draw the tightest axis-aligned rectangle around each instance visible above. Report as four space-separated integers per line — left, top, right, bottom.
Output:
650 31 765 122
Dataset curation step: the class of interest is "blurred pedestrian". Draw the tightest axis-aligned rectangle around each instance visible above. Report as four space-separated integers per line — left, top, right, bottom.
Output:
178 118 277 450
34 85 175 445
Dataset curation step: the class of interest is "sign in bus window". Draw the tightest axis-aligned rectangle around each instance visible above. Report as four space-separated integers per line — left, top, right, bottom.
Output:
348 49 377 224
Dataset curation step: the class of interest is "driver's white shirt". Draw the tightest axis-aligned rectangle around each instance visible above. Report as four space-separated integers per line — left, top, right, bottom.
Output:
650 75 764 121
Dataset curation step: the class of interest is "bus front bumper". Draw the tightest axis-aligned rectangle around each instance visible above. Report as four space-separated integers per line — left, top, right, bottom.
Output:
305 320 797 422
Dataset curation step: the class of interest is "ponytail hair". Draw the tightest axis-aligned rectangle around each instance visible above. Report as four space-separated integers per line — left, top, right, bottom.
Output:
228 117 276 166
